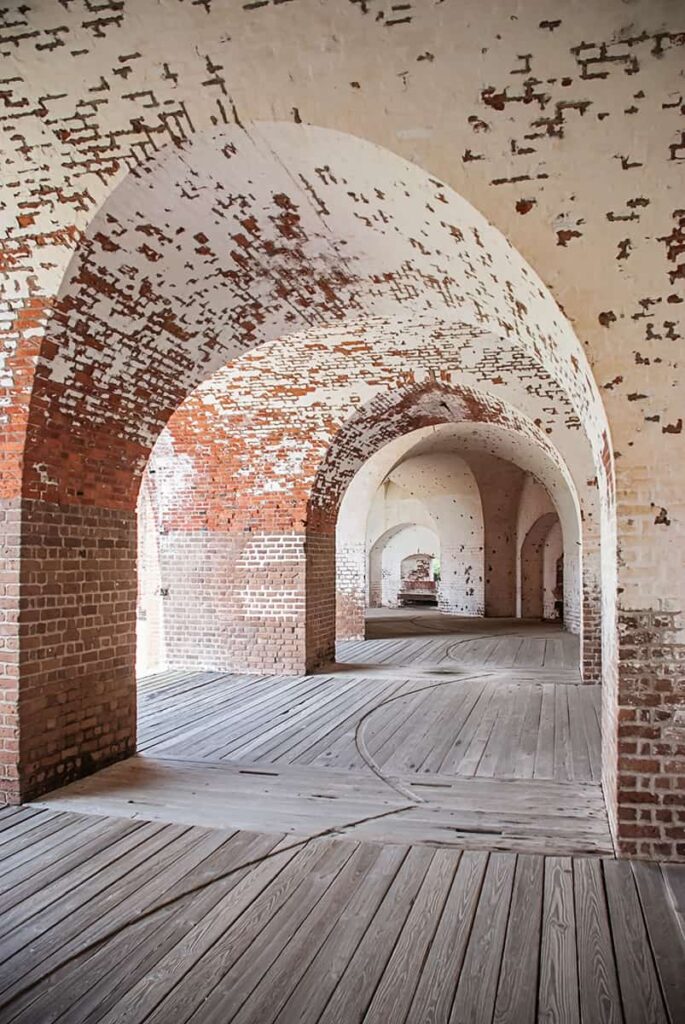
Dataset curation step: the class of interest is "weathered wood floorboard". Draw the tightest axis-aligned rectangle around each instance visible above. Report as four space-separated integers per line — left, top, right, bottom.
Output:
1 615 679 1023
0 822 675 1022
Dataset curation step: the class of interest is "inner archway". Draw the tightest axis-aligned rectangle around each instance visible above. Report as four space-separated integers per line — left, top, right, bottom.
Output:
369 525 439 608
399 552 439 607
335 412 586 662
364 452 484 616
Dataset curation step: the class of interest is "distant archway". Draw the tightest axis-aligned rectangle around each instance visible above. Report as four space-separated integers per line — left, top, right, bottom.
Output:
333 396 588 652
520 513 560 618
368 524 439 608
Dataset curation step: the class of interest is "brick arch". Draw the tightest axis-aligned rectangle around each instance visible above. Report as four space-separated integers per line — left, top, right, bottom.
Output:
334 409 590 646
23 123 613 511
310 378 579 523
4 123 616 808
310 378 590 662
371 453 485 615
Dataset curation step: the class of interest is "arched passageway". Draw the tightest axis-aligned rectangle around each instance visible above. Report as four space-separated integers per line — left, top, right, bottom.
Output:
363 453 484 616
399 552 438 606
2 121 645 857
2 11 684 1018
130 365 616 867
335 416 585 650
136 375 591 676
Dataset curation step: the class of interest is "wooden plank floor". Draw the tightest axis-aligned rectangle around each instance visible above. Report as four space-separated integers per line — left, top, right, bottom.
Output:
0 806 682 1024
6 616 685 1022
353 610 582 677
135 672 601 782
33 615 610 856
31 755 613 856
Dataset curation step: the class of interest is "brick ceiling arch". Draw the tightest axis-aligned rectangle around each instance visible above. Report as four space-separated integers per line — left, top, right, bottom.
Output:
311 378 580 527
337 416 583 552
21 123 612 511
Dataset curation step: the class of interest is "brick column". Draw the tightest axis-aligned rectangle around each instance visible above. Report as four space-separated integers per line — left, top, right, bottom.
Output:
3 500 137 803
335 540 366 642
579 515 603 684
582 576 603 684
305 531 336 670
615 608 684 861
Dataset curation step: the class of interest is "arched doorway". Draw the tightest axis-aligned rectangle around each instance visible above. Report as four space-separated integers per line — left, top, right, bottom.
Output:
399 552 439 607
335 415 587 655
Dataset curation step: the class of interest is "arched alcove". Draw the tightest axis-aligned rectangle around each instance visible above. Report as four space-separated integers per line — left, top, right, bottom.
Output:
384 454 484 614
335 411 588 655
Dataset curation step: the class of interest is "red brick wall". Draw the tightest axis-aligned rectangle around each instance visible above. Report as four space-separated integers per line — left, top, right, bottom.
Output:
16 501 137 800
2 498 138 805
0 298 50 503
160 531 309 675
140 373 597 681
305 530 337 670
616 608 685 861
583 580 603 685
